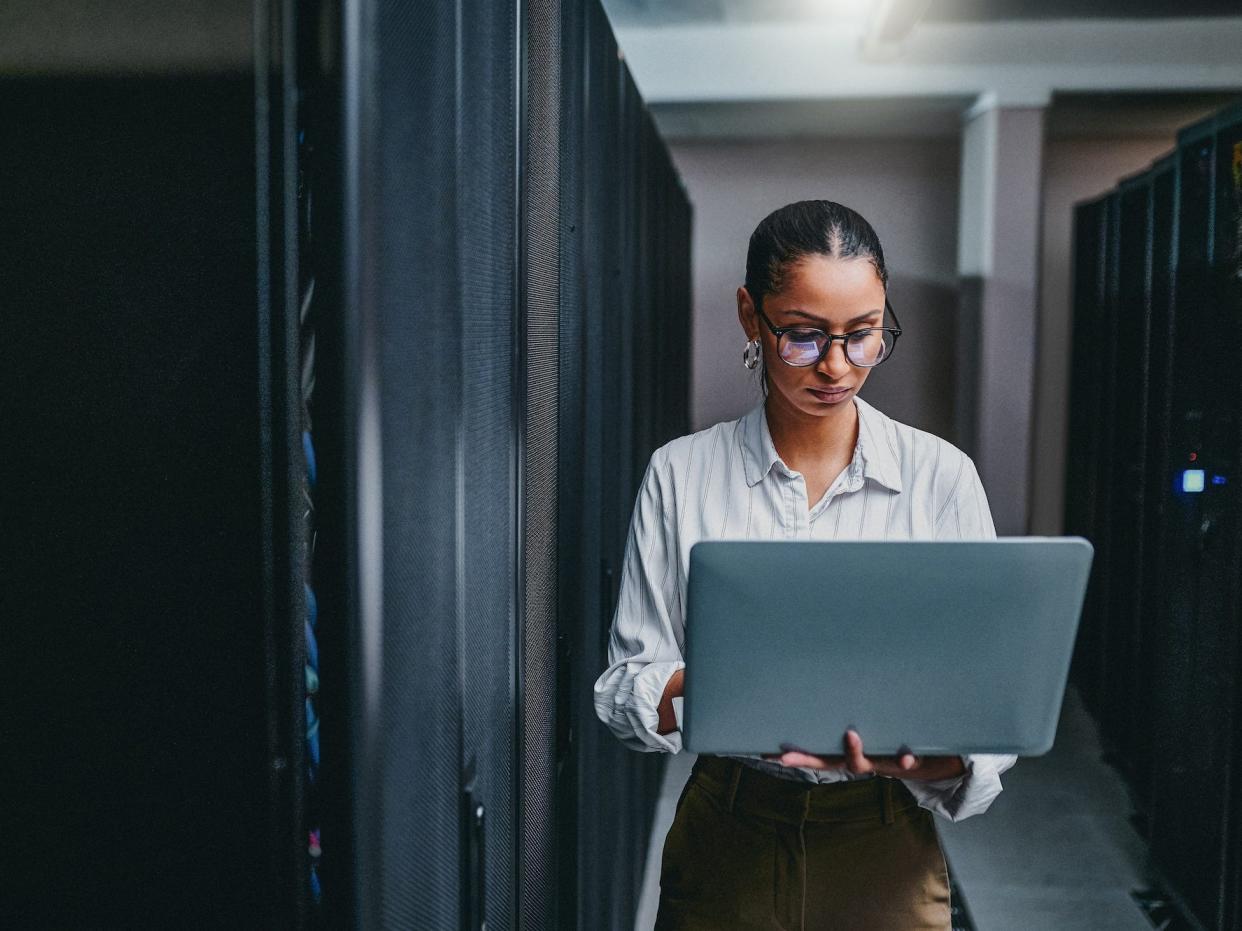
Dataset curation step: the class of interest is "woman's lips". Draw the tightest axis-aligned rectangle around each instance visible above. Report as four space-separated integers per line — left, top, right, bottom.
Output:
808 385 852 403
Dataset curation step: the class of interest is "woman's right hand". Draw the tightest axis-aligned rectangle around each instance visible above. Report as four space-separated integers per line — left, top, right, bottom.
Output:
761 728 968 781
656 667 685 734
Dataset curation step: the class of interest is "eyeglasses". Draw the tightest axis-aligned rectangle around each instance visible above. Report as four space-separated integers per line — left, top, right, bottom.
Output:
754 299 903 368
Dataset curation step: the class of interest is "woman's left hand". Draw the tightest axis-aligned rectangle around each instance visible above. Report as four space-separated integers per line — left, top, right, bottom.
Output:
761 729 967 782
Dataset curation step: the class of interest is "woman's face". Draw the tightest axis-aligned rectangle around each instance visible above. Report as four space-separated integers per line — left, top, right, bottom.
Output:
737 253 887 418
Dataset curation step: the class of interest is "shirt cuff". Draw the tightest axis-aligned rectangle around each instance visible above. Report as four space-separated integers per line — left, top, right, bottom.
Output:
900 754 1014 823
615 659 686 754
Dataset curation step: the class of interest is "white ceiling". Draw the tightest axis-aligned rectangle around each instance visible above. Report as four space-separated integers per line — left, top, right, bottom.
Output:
609 8 1242 146
602 0 1242 28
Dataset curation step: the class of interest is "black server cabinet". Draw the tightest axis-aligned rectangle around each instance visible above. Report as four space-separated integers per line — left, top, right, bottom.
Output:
521 0 563 925
1210 102 1242 931
1146 110 1241 931
1133 153 1178 829
4 0 691 925
554 4 590 925
2 6 312 926
1093 191 1123 726
324 0 528 925
329 0 691 927
1067 101 1242 931
1066 192 1120 723
553 1 693 928
1098 171 1155 781
1065 196 1108 712
571 6 636 927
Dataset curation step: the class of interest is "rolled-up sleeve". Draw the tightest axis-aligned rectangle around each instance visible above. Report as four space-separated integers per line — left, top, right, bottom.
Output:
901 753 1017 823
904 453 1018 821
593 450 686 754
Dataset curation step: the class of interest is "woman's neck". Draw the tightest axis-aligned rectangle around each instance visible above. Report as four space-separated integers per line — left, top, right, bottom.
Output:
764 391 859 472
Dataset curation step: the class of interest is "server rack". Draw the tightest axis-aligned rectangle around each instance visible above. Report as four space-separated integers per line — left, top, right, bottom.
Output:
1209 101 1242 931
1147 113 1231 931
1098 170 1155 782
2 19 309 931
322 0 692 927
6 0 691 927
552 3 693 928
1066 191 1120 725
1133 153 1178 832
1065 195 1108 715
1067 100 1242 931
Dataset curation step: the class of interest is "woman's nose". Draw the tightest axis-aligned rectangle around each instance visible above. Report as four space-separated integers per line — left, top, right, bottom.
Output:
816 339 852 378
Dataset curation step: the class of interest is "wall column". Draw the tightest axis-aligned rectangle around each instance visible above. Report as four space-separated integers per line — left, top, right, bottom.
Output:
957 92 1047 535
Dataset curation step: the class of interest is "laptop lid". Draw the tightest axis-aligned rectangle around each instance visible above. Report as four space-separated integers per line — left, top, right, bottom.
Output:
682 538 1093 756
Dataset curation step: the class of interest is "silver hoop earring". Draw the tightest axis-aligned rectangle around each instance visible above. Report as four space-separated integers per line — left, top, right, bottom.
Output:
742 339 761 370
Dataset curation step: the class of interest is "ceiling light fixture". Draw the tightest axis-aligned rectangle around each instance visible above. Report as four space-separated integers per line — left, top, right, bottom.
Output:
860 0 932 60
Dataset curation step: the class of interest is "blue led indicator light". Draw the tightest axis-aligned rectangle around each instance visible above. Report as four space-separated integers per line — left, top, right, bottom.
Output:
1181 469 1206 493
1212 475 1227 486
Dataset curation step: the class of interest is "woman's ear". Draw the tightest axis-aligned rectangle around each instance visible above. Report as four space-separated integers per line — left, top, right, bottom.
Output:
737 286 757 341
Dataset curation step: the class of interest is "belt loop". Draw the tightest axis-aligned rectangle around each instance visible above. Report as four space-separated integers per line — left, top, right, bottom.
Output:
726 761 743 813
881 777 894 825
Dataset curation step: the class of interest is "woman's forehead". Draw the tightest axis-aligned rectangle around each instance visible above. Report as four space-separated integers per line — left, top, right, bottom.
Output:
770 255 885 323
780 253 883 293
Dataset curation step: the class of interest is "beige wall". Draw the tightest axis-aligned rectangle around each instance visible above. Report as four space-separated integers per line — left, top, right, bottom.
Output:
668 137 963 443
670 131 1199 535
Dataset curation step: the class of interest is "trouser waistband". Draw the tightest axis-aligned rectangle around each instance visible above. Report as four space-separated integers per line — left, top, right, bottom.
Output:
690 754 920 827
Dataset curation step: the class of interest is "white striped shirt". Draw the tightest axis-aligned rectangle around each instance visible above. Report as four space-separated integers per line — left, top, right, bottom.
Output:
592 394 1018 822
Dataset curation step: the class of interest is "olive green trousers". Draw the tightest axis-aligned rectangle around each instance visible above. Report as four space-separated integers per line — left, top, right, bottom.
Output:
655 754 952 931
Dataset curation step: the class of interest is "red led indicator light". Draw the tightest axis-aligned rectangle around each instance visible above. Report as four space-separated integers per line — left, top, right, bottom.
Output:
1189 452 1198 462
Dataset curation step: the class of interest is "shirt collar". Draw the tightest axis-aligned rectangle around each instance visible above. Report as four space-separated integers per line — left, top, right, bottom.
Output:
738 394 903 494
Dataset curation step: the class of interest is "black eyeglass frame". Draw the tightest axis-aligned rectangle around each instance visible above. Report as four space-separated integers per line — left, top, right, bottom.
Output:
754 298 904 368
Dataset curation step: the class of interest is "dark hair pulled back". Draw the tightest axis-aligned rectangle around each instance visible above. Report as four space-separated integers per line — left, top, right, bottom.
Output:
744 200 889 398
744 199 888 312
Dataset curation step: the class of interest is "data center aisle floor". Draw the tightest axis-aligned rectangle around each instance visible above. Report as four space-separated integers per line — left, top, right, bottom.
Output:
635 685 1155 931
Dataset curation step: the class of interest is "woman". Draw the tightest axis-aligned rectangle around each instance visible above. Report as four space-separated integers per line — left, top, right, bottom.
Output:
593 200 1018 930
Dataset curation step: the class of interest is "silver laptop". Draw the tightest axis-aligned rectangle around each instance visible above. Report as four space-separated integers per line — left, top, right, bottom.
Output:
681 538 1093 757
